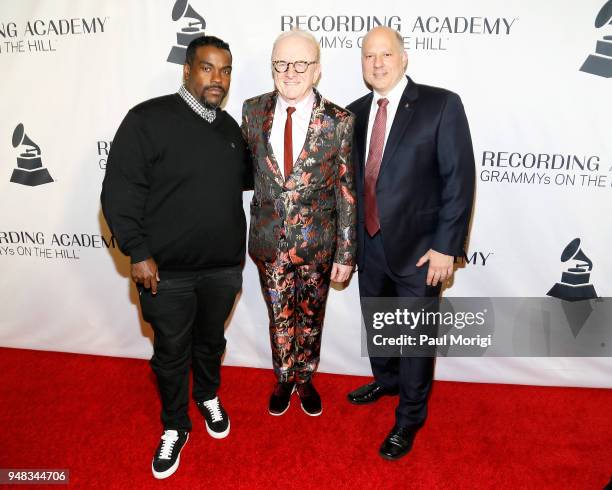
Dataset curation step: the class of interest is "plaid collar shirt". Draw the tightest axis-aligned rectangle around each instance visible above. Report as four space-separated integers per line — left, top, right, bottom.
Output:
178 85 216 123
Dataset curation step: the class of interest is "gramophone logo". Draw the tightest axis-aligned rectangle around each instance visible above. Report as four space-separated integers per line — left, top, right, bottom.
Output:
580 0 612 78
167 0 206 65
547 238 598 302
10 123 53 186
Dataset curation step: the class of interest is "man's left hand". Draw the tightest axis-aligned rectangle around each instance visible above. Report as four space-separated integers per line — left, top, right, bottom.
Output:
331 263 353 283
416 249 454 287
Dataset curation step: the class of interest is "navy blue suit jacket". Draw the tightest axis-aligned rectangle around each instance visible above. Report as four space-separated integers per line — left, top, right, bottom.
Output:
347 77 475 276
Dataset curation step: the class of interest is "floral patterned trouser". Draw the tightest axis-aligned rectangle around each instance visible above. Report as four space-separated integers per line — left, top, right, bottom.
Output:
256 257 333 384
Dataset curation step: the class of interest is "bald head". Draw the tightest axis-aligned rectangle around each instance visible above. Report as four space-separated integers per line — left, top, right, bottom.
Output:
362 26 404 54
360 27 408 95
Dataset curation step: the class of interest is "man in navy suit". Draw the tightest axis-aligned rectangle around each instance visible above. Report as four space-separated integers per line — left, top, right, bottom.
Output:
347 26 475 460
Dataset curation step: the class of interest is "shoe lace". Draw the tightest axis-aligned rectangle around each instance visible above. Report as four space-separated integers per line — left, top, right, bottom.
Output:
202 397 223 423
158 430 179 460
389 427 412 446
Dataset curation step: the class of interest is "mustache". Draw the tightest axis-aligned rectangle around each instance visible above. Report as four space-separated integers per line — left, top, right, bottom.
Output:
202 84 226 95
198 85 227 109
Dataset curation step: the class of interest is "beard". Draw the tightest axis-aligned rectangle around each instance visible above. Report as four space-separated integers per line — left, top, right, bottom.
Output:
199 85 226 109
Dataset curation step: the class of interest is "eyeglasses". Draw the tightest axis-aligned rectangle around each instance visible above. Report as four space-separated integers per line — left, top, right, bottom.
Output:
272 60 318 73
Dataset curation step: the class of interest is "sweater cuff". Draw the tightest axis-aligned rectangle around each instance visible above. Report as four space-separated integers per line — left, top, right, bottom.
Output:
129 244 151 264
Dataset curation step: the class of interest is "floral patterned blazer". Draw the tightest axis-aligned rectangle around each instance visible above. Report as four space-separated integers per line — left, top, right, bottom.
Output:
241 89 356 266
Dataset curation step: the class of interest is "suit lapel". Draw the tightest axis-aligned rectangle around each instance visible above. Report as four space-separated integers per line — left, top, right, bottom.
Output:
354 93 373 183
262 92 285 188
378 77 419 179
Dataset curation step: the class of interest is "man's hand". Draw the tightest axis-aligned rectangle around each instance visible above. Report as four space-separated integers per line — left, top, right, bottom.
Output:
331 263 353 283
416 249 454 287
131 257 160 294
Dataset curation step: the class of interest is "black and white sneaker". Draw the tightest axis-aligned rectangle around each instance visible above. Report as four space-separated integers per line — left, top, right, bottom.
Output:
151 429 189 479
196 396 230 439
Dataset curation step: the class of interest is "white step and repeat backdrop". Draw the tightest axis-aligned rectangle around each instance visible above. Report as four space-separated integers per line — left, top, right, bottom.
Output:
1 1 611 387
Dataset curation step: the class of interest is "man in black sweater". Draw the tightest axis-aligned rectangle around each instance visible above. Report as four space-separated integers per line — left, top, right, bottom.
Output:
101 36 250 479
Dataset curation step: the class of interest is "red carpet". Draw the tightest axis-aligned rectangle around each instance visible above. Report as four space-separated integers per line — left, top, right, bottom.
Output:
1 347 611 489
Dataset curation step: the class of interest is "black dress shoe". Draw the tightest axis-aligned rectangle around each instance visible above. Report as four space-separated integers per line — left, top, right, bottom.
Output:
379 426 416 461
269 382 295 416
296 381 322 416
347 381 398 405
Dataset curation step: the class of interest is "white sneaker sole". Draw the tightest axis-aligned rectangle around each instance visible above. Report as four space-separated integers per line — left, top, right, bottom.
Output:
206 418 230 439
268 401 290 416
268 385 296 416
151 433 189 479
301 403 322 417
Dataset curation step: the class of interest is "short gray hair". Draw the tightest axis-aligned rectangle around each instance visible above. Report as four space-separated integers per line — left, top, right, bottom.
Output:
271 29 320 61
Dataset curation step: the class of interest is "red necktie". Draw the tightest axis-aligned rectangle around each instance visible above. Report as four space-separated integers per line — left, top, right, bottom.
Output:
364 98 389 236
284 106 296 179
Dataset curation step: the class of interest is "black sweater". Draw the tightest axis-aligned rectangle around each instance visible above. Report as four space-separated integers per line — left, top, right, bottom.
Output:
101 94 251 272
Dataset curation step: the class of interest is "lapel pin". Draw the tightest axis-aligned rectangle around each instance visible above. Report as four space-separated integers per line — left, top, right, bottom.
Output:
231 142 236 148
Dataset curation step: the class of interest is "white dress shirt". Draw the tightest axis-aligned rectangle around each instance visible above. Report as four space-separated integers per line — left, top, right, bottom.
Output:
365 76 408 164
270 90 315 179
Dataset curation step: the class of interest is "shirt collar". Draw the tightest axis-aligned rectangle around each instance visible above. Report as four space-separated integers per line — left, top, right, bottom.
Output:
276 89 315 116
177 85 217 123
372 76 408 107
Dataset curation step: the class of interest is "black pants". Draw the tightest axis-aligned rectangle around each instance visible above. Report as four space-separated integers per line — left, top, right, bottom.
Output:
139 266 242 431
358 233 440 428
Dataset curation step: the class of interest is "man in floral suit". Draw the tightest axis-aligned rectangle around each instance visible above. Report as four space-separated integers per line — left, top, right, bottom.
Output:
242 29 356 416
